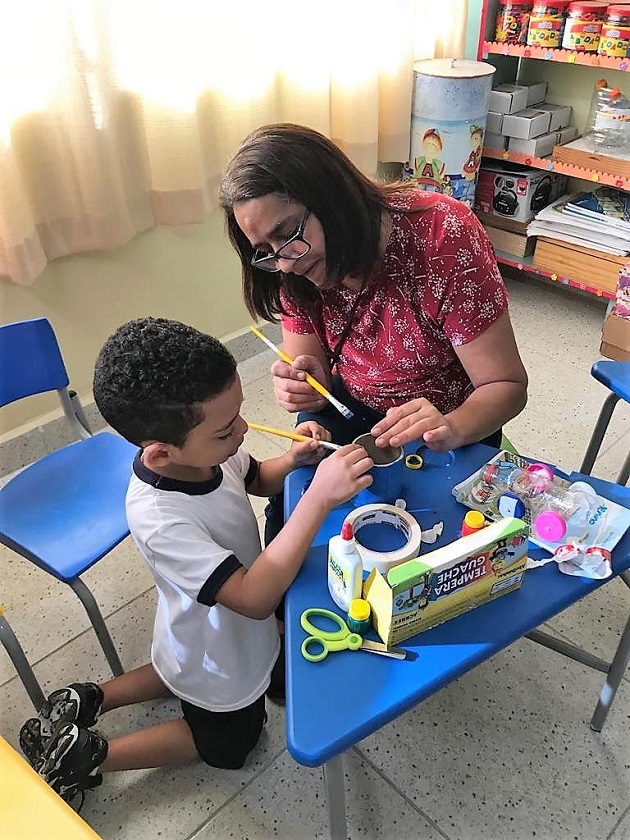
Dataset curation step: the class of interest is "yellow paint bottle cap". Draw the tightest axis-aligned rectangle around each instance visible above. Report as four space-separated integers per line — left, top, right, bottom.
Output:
464 510 486 529
348 599 371 622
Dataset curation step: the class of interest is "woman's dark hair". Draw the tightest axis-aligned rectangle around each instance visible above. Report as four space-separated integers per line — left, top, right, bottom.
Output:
219 123 407 322
93 317 237 447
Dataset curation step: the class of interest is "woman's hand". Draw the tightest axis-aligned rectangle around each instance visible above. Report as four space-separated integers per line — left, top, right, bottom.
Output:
371 398 457 452
271 355 329 414
288 421 334 467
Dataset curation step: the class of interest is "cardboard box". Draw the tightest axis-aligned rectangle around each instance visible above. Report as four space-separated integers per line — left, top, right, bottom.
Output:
475 208 530 235
484 131 508 150
524 81 548 106
502 108 552 139
536 102 572 131
601 313 630 361
486 111 504 134
363 518 528 646
508 126 579 157
488 84 529 115
475 162 567 224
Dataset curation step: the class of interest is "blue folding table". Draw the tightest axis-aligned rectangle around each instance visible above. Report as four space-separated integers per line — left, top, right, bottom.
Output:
284 443 630 840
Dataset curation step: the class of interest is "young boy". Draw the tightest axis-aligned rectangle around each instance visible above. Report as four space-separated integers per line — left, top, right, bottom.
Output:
19 317 373 804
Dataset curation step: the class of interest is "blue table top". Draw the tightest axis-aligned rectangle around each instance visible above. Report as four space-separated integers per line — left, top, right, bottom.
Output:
283 443 630 767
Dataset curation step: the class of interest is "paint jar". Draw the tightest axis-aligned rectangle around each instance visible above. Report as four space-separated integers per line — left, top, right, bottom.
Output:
597 5 630 56
562 1 606 50
347 599 372 635
526 0 571 46
495 0 534 43
352 433 404 503
460 510 488 537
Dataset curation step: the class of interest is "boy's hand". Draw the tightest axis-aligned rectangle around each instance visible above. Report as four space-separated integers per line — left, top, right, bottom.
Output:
288 421 335 468
306 444 373 509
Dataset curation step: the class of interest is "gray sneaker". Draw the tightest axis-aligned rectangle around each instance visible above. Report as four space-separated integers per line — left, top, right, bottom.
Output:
39 722 108 805
20 682 104 766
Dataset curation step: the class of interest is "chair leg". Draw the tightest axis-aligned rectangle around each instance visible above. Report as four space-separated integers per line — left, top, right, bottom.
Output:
580 393 620 475
617 450 630 486
590 596 630 731
69 578 124 676
0 613 46 710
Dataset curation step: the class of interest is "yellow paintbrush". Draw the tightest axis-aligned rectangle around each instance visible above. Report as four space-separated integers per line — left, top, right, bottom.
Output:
247 422 341 451
249 325 354 420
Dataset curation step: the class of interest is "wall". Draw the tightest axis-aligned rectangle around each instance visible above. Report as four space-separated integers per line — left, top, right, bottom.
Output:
1 209 249 438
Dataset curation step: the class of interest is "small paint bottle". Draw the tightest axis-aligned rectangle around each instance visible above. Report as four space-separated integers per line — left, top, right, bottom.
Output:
461 510 488 537
327 522 363 612
347 599 372 635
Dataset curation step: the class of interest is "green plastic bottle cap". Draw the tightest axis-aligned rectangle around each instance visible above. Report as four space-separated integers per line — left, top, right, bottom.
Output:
348 599 371 621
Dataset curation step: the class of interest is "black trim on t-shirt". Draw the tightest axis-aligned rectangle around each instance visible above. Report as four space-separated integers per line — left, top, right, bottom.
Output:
132 451 223 495
197 554 244 607
244 455 259 489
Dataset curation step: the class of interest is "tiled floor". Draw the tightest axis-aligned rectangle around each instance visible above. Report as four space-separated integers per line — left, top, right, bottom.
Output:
1 272 629 840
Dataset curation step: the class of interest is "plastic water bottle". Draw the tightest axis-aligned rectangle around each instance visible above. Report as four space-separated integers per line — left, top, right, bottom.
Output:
529 481 598 544
583 78 630 153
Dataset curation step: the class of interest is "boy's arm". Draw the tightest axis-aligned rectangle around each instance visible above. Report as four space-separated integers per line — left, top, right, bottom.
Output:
215 445 373 619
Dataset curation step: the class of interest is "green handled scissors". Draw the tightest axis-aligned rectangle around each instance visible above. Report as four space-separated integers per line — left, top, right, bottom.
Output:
300 608 362 662
300 608 407 662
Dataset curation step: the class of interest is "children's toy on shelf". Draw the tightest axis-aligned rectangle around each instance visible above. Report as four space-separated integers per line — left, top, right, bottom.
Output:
452 450 630 560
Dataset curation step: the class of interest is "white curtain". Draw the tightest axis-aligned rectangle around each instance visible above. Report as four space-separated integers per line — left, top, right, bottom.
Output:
0 0 467 287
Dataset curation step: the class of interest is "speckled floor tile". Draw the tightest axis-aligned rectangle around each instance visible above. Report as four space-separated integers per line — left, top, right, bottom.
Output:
191 749 445 840
357 637 630 840
0 537 152 686
611 805 630 838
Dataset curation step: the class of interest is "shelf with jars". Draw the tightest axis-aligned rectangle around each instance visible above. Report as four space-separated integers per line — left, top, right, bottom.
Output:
482 41 630 70
477 0 630 300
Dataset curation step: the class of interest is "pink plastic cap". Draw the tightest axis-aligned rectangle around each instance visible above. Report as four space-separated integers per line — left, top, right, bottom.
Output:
534 510 567 542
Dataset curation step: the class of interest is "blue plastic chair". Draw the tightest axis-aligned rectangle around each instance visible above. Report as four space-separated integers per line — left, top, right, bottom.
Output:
580 360 630 486
0 318 137 676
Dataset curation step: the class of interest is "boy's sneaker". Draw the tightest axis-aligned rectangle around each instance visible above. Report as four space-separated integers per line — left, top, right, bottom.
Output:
39 722 108 804
19 682 103 766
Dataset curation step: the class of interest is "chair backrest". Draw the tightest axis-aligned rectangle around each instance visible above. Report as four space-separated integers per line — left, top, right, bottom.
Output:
0 318 70 408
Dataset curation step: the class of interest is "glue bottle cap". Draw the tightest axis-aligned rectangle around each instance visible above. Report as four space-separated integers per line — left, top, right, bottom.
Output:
348 599 371 622
341 522 354 541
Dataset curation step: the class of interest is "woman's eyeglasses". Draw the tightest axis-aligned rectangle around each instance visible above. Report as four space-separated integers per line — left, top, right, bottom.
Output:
250 209 311 273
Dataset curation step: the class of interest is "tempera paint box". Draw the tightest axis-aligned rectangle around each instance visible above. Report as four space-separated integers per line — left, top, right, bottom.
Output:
363 518 529 646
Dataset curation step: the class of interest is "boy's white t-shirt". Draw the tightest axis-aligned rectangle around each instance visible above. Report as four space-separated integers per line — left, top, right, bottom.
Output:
126 449 280 712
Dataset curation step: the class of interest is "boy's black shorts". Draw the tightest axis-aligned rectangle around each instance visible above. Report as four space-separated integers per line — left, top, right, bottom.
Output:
181 693 266 769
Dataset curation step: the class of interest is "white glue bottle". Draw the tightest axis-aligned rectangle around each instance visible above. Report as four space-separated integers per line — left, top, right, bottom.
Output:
327 521 363 612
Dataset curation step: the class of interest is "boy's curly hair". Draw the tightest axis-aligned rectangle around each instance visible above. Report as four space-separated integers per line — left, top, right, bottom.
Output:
93 318 237 447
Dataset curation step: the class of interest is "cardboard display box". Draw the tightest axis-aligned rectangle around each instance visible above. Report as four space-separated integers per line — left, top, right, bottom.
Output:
486 111 504 134
601 313 630 361
524 81 548 106
533 237 628 295
484 131 508 150
475 208 529 235
536 102 572 131
475 162 567 224
489 84 529 115
508 126 579 158
363 518 528 646
502 108 552 140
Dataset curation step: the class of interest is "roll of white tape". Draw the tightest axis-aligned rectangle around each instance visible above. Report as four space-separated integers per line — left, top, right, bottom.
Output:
343 504 422 574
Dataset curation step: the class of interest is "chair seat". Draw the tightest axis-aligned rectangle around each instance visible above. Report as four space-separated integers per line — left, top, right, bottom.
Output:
591 360 630 404
0 432 136 582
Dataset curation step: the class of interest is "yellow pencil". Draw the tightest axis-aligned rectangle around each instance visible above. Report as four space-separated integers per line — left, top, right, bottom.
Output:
249 325 354 420
247 422 341 451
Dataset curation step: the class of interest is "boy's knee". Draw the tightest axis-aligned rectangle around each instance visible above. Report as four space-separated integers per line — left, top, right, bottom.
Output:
181 695 266 770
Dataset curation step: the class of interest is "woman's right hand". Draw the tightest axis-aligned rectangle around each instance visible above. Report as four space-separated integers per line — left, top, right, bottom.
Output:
271 354 330 413
307 444 373 508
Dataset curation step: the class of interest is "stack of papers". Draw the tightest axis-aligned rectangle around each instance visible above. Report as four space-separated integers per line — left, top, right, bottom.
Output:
527 188 630 256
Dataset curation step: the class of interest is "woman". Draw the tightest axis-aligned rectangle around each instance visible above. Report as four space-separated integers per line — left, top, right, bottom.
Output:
219 123 528 462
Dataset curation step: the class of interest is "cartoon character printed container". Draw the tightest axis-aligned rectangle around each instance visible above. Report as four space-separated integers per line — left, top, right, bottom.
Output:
407 58 496 208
